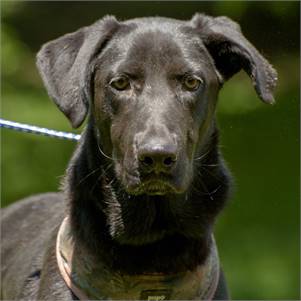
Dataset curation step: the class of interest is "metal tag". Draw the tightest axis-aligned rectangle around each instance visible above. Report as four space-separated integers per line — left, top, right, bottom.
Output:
140 289 172 300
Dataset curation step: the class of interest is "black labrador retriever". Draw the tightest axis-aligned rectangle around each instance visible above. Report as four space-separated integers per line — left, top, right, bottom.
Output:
1 13 277 300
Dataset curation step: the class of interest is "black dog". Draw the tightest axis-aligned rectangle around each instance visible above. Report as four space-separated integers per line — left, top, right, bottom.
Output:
1 14 277 300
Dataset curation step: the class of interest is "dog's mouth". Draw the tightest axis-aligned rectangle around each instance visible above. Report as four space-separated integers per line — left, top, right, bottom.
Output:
131 180 177 195
117 158 190 196
124 172 180 196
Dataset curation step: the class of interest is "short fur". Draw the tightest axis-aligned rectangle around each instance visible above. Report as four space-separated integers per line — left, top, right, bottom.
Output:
1 13 277 300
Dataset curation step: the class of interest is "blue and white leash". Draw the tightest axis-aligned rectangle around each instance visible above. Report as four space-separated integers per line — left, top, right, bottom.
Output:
0 118 81 141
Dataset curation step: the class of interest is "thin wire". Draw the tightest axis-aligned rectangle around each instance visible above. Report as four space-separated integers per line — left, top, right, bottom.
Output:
0 118 81 141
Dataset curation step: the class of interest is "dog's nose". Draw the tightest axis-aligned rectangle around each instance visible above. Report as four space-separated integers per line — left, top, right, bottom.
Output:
138 143 177 173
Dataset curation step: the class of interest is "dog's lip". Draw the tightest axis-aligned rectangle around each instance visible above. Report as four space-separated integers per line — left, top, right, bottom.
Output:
141 180 176 195
127 178 179 195
122 167 185 195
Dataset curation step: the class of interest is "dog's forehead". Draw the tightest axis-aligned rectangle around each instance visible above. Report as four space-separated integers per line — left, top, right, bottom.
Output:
99 19 213 76
121 31 186 72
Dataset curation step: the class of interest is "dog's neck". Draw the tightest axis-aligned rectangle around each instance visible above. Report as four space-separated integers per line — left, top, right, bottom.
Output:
57 216 220 300
64 121 230 274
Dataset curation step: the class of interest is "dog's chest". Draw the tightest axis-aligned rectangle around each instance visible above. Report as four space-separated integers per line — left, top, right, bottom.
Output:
56 217 219 300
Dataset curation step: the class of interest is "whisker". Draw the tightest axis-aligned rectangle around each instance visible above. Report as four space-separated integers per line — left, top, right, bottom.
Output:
91 173 104 194
193 174 218 201
97 141 114 161
102 163 113 175
198 167 226 185
107 176 117 187
191 184 214 200
77 166 102 186
196 179 213 200
210 185 222 195
194 150 210 161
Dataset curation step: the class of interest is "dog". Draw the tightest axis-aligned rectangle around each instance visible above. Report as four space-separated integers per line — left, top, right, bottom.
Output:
1 13 277 300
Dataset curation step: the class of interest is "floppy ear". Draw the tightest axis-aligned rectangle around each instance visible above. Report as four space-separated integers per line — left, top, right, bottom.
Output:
36 16 120 128
191 13 277 104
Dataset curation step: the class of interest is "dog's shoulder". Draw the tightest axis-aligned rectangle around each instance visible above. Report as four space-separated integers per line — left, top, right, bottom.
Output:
1 192 65 220
1 192 66 245
1 193 68 300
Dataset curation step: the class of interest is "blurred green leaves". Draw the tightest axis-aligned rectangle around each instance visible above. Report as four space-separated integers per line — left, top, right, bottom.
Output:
2 9 77 205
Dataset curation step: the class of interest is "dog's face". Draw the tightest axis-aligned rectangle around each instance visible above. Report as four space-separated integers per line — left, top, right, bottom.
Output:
93 24 220 196
37 14 277 198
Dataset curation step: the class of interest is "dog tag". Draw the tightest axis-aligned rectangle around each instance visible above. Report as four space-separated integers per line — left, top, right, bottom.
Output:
140 289 172 300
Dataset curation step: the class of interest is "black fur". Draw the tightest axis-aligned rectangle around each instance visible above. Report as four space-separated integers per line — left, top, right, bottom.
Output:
1 13 277 300
67 121 230 274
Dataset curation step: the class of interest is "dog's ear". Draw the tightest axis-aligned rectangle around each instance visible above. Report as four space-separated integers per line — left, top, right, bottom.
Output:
36 16 120 128
191 13 277 104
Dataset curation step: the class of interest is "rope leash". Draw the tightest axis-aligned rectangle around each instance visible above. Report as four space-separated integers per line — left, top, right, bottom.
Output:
0 118 80 141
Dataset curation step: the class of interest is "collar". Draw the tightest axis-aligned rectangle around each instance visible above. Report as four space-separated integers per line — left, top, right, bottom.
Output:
56 217 220 300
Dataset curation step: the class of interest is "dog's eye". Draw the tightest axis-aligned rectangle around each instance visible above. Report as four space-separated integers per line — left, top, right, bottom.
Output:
183 76 203 91
110 77 130 91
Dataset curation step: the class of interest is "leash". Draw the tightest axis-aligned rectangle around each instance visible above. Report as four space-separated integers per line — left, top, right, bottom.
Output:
0 118 80 141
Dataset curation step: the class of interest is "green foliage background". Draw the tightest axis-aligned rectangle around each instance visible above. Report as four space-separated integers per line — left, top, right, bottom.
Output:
1 1 300 299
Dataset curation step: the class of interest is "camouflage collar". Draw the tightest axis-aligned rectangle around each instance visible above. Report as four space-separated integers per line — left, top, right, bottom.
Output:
56 217 220 300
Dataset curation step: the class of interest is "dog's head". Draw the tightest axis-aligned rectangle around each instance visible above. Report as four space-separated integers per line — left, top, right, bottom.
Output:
37 14 277 198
